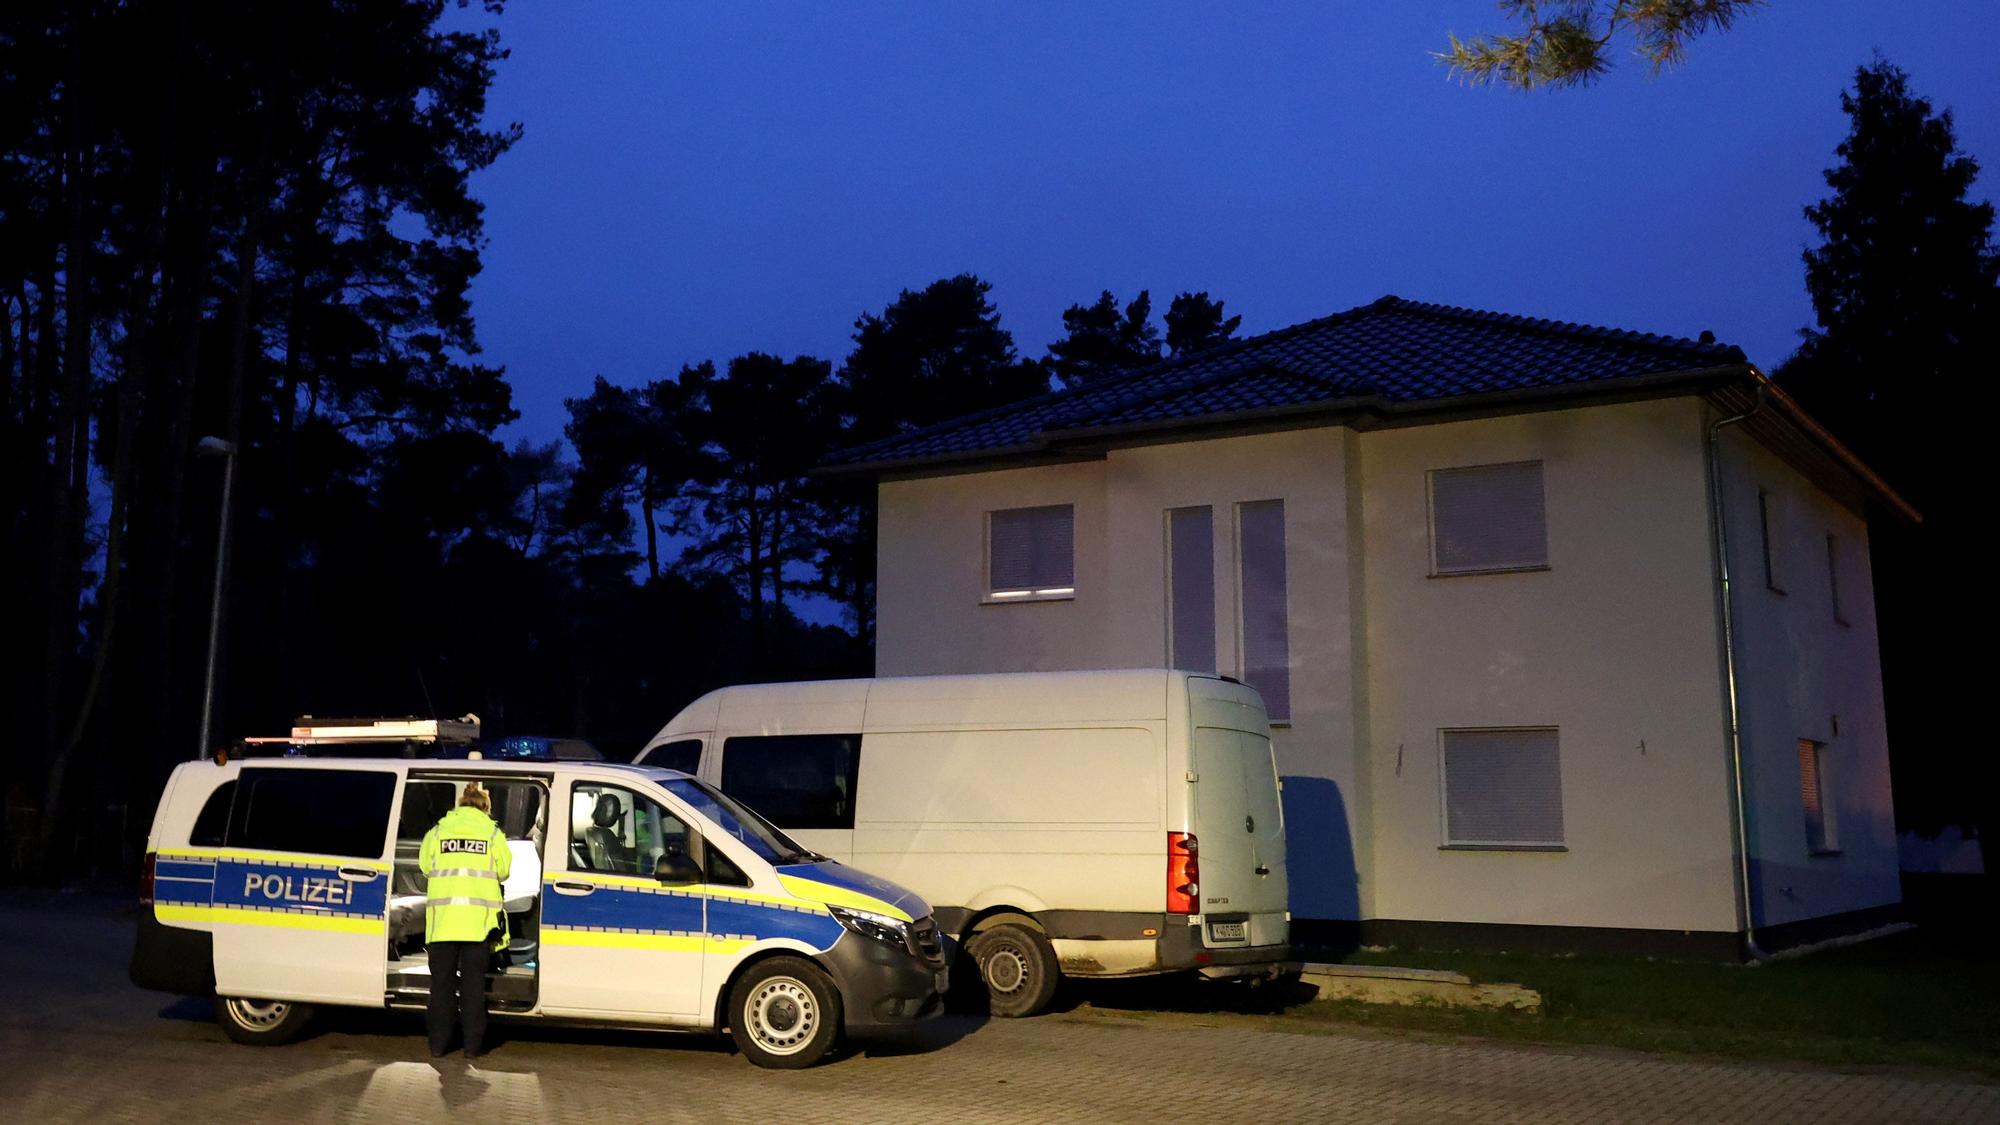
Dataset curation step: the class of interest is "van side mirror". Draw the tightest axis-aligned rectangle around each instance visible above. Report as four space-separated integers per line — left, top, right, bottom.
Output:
655 853 702 886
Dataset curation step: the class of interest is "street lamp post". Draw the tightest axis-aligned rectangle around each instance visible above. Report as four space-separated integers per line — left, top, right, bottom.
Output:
195 436 238 760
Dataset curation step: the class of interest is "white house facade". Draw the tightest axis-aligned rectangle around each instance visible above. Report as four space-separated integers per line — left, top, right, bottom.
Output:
830 297 1917 956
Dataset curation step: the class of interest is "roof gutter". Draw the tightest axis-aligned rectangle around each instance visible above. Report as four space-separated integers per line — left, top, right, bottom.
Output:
1706 384 1769 962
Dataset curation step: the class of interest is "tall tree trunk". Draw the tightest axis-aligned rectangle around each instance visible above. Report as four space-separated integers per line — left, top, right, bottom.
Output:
35 15 96 877
641 465 659 582
747 501 765 673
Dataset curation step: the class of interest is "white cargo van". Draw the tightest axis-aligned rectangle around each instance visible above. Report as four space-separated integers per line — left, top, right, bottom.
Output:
634 669 1293 1016
130 756 948 1067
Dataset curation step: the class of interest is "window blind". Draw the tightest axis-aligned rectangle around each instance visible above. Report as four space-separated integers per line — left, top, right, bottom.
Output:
1799 738 1832 852
1429 461 1548 574
1237 499 1290 721
988 505 1074 594
1167 506 1216 673
1441 728 1564 846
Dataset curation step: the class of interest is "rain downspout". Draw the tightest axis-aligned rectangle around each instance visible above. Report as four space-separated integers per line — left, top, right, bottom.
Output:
1707 383 1768 961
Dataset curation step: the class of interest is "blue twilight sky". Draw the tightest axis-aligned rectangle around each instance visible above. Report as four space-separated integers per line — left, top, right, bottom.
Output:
459 2 2000 449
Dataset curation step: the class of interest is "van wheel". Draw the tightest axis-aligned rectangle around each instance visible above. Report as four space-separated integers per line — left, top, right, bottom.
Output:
967 924 1060 1017
213 995 314 1045
728 957 842 1069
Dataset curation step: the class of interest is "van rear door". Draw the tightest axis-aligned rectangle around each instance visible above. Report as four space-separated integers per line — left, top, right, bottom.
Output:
205 766 398 1005
1188 682 1288 948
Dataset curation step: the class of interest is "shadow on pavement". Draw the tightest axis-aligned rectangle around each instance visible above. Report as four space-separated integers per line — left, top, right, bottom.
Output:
1062 973 1317 1017
850 1012 989 1058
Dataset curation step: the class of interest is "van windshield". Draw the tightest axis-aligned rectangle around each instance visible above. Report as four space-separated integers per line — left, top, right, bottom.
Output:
660 777 817 866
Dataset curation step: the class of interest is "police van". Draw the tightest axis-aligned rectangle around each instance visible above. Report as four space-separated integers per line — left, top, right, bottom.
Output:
130 751 949 1068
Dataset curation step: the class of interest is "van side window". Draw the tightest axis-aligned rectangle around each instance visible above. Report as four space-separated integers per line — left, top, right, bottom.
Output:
570 782 694 878
189 781 236 846
648 739 702 775
228 769 396 859
707 847 750 887
720 734 861 830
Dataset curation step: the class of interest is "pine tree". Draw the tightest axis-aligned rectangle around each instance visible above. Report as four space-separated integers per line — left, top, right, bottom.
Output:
1780 59 1998 488
1439 0 1764 90
1046 290 1162 390
1777 58 1997 851
1164 291 1243 357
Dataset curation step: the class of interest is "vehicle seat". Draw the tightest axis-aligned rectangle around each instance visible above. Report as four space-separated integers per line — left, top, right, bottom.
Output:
585 793 634 873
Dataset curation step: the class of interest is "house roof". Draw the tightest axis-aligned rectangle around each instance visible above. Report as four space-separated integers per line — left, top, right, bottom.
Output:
826 294 1750 471
824 294 1917 522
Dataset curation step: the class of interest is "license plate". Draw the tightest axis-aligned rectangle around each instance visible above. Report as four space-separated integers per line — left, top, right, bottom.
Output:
1209 921 1245 941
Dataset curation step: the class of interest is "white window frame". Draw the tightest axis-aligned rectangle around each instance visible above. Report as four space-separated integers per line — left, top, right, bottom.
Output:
983 504 1076 604
1426 460 1551 577
1437 726 1567 850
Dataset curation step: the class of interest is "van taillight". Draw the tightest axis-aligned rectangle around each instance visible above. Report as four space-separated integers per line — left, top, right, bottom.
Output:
139 852 157 907
1167 832 1200 915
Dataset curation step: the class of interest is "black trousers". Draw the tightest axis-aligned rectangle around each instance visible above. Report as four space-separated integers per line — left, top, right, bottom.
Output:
426 941 491 1056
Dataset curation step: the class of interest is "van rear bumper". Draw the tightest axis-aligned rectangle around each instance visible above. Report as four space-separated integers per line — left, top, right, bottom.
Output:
130 911 216 996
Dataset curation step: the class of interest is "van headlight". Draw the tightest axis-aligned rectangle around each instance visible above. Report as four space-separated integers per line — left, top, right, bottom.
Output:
827 904 912 951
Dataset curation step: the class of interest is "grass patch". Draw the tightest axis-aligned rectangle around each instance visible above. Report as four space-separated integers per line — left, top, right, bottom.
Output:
1288 928 2000 1076
1073 923 2000 1078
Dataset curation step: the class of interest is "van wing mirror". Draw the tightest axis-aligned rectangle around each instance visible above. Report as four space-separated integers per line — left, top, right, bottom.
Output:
655 853 702 886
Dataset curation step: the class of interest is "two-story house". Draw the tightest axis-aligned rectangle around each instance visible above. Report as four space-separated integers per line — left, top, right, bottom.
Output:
825 296 1918 957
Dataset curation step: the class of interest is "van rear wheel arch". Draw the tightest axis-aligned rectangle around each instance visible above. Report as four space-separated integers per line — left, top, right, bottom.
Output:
961 908 1045 943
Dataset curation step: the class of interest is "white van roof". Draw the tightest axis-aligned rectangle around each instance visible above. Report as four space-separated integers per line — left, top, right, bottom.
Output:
649 669 1209 744
196 757 687 785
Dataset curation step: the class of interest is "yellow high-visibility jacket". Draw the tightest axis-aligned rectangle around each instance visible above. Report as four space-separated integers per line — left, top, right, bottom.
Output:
420 806 512 947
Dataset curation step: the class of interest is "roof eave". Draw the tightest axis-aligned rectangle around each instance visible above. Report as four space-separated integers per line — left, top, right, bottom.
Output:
828 364 1751 478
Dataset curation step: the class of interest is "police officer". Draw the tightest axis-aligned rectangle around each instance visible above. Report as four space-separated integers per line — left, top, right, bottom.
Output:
420 781 512 1059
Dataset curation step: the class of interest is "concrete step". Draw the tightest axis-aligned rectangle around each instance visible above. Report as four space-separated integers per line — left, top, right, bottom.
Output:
1300 961 1542 1012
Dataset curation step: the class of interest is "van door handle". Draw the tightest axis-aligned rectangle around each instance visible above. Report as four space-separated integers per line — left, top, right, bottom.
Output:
337 867 378 882
551 881 596 896
1254 864 1271 876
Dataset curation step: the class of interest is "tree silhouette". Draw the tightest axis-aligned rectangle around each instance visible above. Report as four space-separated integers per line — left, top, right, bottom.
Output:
1164 291 1243 357
814 275 1047 644
1776 58 1997 854
1046 289 1162 390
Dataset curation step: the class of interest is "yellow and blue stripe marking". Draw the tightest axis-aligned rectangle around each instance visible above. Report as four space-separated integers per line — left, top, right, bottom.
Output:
154 849 388 933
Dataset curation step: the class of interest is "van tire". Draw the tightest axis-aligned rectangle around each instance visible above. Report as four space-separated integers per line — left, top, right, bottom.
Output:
727 957 842 1069
967 924 1060 1017
213 995 314 1045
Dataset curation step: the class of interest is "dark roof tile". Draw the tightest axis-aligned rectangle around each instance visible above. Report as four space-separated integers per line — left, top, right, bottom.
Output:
829 295 1747 468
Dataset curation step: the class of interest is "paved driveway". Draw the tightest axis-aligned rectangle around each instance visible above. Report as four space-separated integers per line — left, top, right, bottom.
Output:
3 892 1994 1123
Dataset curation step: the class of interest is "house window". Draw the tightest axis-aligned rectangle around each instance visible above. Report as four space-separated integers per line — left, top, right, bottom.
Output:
1428 461 1548 575
1758 488 1785 594
1166 506 1216 673
1799 738 1838 854
986 504 1074 601
1440 728 1565 848
1236 499 1290 722
1826 535 1849 625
